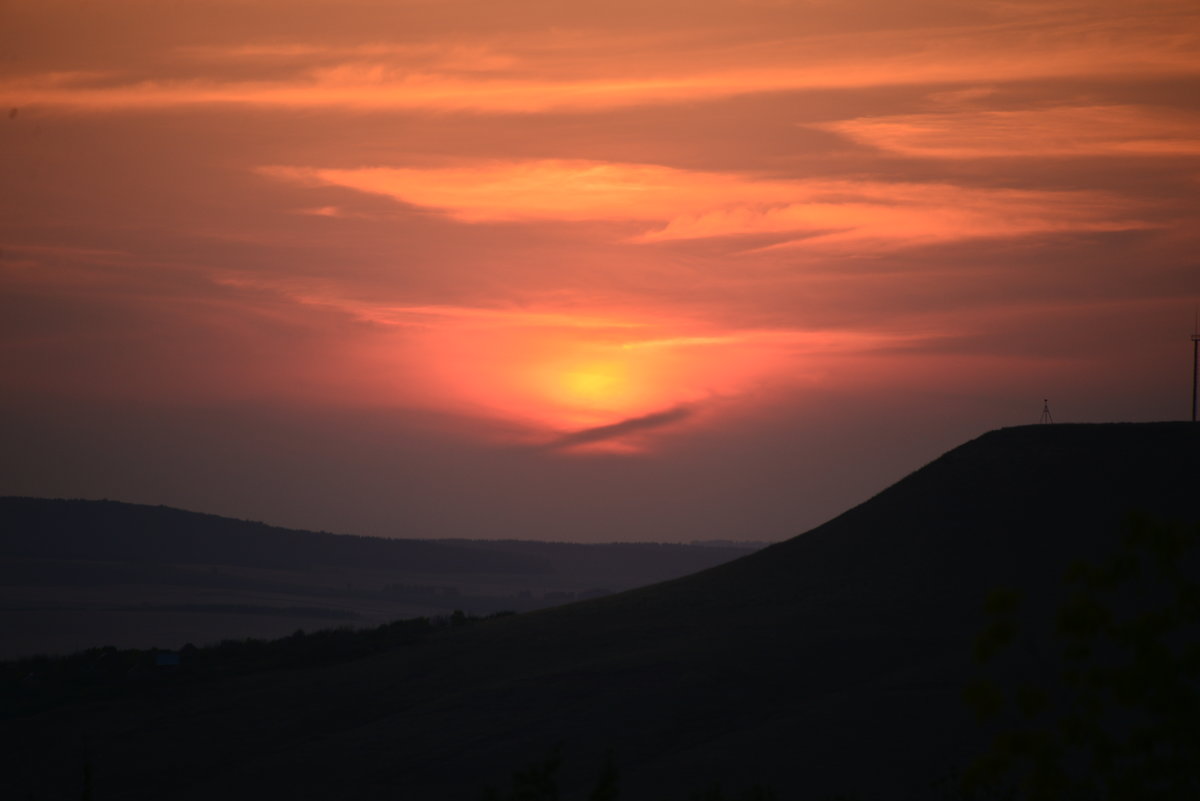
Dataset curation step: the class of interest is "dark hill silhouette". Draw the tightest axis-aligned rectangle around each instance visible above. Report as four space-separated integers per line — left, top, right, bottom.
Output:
1 423 1196 800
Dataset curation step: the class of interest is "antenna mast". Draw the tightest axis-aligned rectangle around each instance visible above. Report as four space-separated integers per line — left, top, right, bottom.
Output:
1192 308 1199 422
1039 398 1053 424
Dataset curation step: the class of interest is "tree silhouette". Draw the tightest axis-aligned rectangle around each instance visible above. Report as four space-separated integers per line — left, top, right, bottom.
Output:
589 749 618 801
481 745 563 801
964 515 1200 800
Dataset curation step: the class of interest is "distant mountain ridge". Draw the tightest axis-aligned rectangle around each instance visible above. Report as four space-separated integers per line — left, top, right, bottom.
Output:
0 497 759 575
1 497 546 573
0 497 762 658
1 422 1196 800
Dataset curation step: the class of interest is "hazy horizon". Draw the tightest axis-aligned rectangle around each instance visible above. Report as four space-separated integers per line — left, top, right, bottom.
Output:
2 0 1197 543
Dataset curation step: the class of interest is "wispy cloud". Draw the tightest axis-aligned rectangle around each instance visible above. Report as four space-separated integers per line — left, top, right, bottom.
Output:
264 160 1154 251
819 105 1200 159
207 280 653 331
6 6 1198 113
261 161 756 223
0 243 131 261
174 42 521 73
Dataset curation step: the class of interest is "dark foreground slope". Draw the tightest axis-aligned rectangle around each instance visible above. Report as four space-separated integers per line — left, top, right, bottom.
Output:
2 423 1196 800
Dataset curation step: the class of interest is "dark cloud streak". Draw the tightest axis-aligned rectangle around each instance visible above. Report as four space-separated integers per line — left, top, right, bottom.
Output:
543 405 695 451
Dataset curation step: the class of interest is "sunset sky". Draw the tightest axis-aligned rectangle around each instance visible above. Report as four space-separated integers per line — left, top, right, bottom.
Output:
2 0 1198 542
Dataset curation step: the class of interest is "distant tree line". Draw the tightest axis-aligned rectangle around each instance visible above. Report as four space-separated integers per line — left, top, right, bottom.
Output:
0 610 513 717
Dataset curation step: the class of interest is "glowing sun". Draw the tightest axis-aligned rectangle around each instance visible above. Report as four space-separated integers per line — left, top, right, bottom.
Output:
555 362 630 408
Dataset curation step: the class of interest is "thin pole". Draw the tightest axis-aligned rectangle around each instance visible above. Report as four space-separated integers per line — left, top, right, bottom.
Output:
1193 334 1199 422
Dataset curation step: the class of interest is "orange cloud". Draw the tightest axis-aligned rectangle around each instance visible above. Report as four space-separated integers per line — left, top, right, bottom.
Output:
264 161 1153 250
175 42 521 73
261 161 763 223
6 3 1198 113
646 186 1152 252
820 105 1200 159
